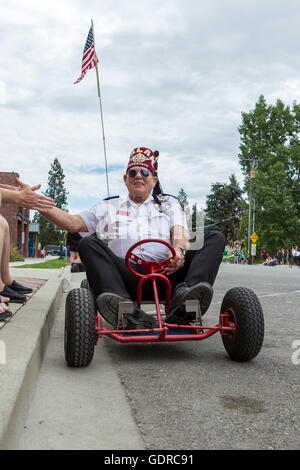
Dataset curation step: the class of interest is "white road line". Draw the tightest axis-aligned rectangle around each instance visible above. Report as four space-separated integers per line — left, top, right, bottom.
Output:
210 290 300 306
258 290 300 298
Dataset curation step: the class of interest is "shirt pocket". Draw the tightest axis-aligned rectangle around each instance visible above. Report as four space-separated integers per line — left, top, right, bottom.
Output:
110 213 137 239
148 207 170 239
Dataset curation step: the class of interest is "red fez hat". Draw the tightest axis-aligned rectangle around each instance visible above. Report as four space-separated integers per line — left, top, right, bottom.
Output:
126 147 159 176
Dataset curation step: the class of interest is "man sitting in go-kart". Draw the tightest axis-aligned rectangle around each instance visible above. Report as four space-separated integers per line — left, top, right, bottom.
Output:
37 147 225 330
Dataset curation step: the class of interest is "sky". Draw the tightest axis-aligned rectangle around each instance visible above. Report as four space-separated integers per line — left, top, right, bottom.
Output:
2 0 300 215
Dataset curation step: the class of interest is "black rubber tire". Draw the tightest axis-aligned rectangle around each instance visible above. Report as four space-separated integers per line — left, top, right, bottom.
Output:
64 288 96 367
80 278 95 299
220 287 264 362
80 278 90 290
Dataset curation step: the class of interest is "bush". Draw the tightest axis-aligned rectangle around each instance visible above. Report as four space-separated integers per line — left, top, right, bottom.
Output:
9 245 24 262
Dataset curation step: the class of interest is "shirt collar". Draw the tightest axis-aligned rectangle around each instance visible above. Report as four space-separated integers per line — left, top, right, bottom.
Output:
126 193 154 207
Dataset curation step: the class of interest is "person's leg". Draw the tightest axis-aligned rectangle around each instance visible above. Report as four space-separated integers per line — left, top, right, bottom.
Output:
79 234 168 300
78 235 155 328
0 216 13 290
69 250 75 265
166 231 226 323
66 246 71 265
0 216 31 301
0 218 12 317
75 252 82 264
0 218 6 293
79 234 139 298
184 231 226 286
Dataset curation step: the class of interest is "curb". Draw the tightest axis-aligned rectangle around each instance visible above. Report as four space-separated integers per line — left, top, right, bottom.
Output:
0 267 71 450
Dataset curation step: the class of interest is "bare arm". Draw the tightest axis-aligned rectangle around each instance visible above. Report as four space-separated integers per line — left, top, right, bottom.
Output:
164 225 189 275
171 225 190 251
0 177 87 232
39 207 88 233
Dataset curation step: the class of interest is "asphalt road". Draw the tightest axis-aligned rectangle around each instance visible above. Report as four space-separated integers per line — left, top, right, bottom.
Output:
20 263 300 450
104 263 300 450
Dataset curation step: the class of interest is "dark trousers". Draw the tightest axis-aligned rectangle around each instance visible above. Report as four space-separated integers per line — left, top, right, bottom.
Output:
79 231 226 301
294 256 300 267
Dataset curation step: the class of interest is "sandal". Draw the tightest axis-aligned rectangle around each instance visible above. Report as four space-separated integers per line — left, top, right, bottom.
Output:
0 310 12 321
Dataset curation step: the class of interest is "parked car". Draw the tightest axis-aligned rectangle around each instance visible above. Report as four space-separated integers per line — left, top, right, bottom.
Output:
44 245 67 256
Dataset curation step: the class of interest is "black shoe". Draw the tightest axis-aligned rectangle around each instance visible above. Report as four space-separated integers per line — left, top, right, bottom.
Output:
0 310 12 321
0 286 27 303
96 293 156 329
123 307 156 330
166 282 213 325
96 293 125 327
71 263 80 273
7 280 33 295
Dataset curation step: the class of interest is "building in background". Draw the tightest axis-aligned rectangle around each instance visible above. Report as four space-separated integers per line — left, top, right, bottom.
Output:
28 223 40 257
0 171 30 257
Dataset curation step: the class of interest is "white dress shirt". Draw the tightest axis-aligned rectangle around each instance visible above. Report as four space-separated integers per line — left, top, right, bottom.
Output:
79 194 189 262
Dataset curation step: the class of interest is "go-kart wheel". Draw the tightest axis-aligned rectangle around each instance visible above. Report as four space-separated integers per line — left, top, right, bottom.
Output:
80 278 89 289
64 287 96 367
220 287 264 362
80 278 95 298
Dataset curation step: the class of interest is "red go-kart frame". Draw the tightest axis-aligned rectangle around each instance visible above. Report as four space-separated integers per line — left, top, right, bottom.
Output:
65 238 264 367
95 239 236 344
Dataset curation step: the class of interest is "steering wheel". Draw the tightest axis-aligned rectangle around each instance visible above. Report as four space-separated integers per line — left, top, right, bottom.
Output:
125 239 176 278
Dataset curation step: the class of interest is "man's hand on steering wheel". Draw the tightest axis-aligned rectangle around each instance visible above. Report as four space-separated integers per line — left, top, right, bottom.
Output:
164 247 185 275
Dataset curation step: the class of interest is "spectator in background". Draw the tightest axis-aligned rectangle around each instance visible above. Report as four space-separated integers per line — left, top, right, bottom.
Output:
238 251 246 264
277 249 283 265
66 232 85 273
263 256 278 266
292 246 300 267
285 249 290 266
261 250 268 263
234 246 239 264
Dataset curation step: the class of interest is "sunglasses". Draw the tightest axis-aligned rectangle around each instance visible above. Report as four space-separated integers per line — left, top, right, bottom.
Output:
127 168 151 178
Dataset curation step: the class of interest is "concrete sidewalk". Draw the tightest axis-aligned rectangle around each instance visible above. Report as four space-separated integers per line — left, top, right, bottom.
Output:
0 265 144 450
0 266 71 449
18 273 144 450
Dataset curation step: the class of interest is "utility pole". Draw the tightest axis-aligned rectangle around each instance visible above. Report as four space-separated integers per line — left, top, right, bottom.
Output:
248 163 254 264
243 158 259 265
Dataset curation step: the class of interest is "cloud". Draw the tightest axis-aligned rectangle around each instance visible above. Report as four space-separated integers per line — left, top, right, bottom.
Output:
1 0 300 214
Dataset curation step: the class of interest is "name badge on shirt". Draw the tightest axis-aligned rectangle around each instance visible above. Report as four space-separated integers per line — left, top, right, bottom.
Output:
117 210 131 216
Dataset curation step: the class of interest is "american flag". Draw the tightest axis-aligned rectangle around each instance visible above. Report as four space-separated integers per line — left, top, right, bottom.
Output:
74 21 98 84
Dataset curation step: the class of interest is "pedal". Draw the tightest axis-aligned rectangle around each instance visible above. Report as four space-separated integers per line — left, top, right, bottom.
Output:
117 301 134 329
185 299 203 328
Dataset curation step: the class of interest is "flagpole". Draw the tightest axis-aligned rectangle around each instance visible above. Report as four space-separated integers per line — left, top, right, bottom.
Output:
92 20 110 197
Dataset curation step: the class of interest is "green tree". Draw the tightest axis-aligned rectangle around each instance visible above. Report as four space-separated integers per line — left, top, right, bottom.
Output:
177 187 192 220
33 158 68 247
205 174 244 243
177 188 189 210
238 95 300 254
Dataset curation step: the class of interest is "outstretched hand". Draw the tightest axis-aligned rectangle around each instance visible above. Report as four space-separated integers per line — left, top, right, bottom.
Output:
15 177 55 211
